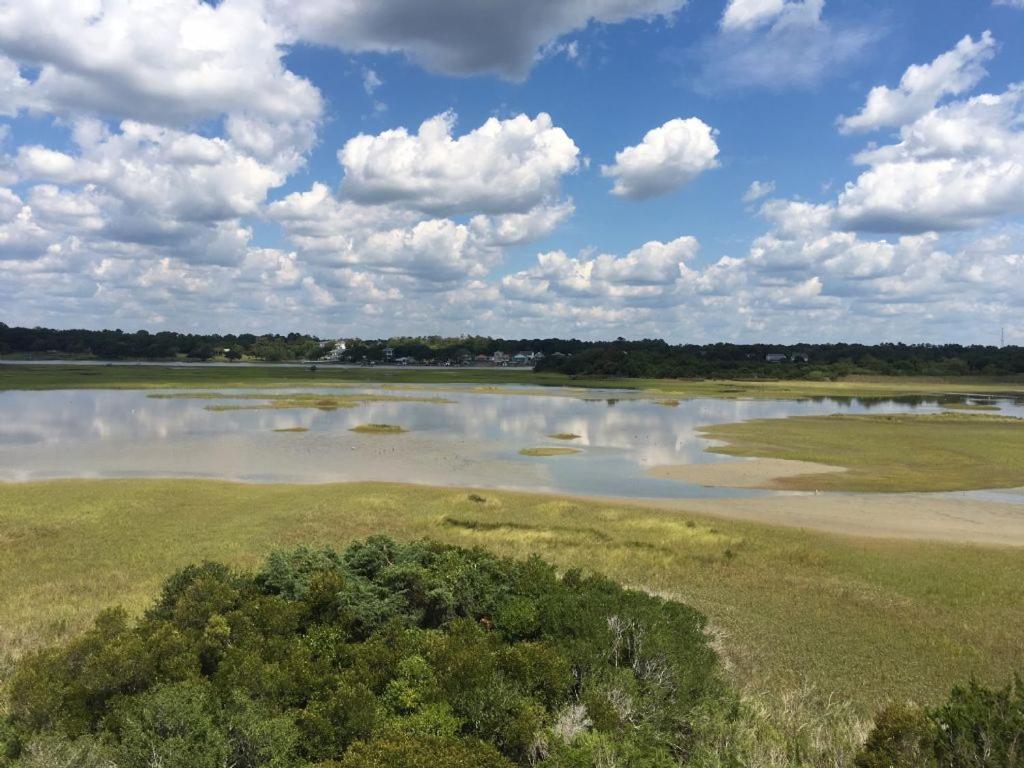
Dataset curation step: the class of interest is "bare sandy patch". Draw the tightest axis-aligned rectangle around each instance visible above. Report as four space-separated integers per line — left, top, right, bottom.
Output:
559 490 1024 546
678 494 1024 547
648 458 845 489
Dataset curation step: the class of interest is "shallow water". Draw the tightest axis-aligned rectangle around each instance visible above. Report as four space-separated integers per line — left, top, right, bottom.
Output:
1 386 1021 499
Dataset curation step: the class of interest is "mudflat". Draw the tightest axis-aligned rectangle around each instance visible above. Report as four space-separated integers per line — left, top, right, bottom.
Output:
623 491 1024 547
648 457 845 488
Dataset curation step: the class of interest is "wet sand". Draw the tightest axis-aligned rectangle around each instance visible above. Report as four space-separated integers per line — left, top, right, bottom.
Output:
648 457 845 489
583 491 1024 547
639 458 1024 546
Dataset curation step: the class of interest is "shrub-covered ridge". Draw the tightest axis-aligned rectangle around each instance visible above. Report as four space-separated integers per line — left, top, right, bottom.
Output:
0 537 733 767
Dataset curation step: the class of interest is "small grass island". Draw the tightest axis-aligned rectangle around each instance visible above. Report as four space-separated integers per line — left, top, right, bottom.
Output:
350 423 407 434
519 446 582 457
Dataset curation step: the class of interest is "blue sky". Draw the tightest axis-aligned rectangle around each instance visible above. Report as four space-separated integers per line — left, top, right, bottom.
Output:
0 0 1022 342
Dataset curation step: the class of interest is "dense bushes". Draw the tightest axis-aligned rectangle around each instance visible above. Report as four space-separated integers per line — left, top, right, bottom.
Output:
0 324 323 361
856 678 1024 767
534 340 1024 380
0 538 734 767
3 537 1020 766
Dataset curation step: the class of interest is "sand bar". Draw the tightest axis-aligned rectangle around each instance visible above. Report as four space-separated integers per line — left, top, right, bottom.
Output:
648 458 844 489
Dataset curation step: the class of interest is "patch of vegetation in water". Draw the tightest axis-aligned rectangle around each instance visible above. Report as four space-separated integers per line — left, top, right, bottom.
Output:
156 392 455 412
655 399 681 407
519 447 581 457
350 423 407 434
546 433 581 440
272 427 309 433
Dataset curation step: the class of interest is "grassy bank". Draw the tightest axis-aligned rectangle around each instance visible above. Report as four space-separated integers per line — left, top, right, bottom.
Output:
701 412 1024 492
2 479 1022 714
2 362 1024 400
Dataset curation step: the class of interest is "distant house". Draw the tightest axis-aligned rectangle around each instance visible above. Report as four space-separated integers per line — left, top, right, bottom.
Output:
765 353 787 363
491 351 509 365
474 354 490 364
792 352 810 363
382 347 394 361
319 340 347 362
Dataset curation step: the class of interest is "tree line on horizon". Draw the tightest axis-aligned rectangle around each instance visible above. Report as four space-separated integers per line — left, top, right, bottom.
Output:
1 323 1021 378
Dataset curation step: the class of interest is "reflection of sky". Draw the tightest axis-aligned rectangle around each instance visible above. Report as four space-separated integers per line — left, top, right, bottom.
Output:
0 387 1021 500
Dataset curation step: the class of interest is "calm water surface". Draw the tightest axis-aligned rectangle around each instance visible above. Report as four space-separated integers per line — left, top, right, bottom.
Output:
1 386 1021 499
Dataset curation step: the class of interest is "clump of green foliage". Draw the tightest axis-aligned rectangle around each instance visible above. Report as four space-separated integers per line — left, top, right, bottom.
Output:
0 538 735 767
856 677 1024 768
350 423 407 434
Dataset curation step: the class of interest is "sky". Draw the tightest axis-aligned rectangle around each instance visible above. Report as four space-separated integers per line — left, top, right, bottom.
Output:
0 0 1022 343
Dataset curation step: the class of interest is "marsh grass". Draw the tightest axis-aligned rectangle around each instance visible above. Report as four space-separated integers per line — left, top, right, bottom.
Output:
700 412 1024 492
5 364 1024 402
350 423 407 434
547 433 581 440
519 447 582 456
2 479 1022 716
272 427 309 433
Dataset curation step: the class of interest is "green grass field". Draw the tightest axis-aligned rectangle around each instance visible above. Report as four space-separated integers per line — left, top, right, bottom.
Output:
701 412 1024 492
2 479 1022 715
3 362 1024 401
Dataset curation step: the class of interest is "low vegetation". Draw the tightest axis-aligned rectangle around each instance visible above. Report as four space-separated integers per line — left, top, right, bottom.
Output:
700 412 1024 492
4 364 1024 404
855 679 1024 768
546 434 581 441
519 448 581 457
2 536 1020 767
350 424 407 434
273 427 310 433
152 392 452 412
3 480 1022 718
0 538 734 767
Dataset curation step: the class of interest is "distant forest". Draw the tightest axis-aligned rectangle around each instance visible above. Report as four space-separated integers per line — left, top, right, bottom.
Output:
1 323 1021 379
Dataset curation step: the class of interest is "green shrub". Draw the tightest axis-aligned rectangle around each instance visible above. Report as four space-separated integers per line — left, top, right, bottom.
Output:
857 678 1024 768
855 703 934 768
2 537 731 767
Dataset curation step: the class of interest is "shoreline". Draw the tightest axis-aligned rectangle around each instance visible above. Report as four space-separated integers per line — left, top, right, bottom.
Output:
4 475 1024 547
648 457 846 489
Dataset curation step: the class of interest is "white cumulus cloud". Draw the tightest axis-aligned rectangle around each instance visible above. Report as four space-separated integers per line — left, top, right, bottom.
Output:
839 31 996 133
602 118 719 200
836 83 1024 233
0 0 322 127
339 111 580 215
